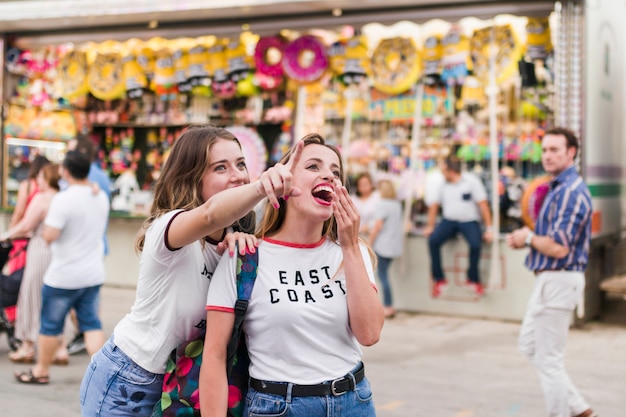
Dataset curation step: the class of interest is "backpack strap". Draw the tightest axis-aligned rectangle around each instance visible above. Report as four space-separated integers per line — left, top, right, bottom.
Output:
226 249 258 376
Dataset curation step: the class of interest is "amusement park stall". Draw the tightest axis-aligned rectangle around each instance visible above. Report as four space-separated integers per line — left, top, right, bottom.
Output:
1 0 621 322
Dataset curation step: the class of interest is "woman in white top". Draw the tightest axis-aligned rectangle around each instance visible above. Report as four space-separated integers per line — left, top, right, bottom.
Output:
201 133 384 417
80 125 301 417
368 179 404 319
350 172 380 238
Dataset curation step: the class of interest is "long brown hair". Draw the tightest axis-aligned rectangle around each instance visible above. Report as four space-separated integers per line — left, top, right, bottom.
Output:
40 163 60 191
256 133 344 242
135 125 245 251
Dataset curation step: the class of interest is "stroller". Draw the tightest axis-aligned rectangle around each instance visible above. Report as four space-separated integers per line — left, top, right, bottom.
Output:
0 239 23 351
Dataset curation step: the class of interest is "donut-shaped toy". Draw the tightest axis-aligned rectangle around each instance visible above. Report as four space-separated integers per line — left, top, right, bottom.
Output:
282 35 328 84
521 175 551 229
371 37 421 95
58 50 89 99
88 53 125 101
255 36 286 78
470 24 523 84
226 126 267 181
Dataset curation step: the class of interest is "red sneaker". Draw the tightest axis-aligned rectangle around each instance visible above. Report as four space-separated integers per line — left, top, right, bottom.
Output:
432 280 448 298
467 282 484 297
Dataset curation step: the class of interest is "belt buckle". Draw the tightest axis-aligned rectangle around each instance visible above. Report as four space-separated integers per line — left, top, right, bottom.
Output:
330 377 347 396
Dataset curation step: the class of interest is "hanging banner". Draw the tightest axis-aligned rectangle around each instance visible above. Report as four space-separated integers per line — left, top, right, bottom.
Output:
369 88 416 121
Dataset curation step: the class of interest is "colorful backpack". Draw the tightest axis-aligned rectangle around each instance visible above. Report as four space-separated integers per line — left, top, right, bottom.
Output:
152 250 259 417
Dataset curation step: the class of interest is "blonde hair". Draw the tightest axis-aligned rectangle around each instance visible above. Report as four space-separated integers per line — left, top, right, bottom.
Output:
377 179 397 199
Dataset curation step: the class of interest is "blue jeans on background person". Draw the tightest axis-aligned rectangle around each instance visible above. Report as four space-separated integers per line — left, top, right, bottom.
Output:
244 365 376 417
376 254 394 307
40 284 102 335
80 336 163 417
428 219 482 284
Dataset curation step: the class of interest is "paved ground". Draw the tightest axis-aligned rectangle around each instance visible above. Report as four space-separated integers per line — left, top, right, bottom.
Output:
0 286 624 417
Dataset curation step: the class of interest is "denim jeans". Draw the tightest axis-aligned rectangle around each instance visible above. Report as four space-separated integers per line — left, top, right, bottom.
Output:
40 284 102 335
80 336 164 417
428 219 482 283
376 254 394 307
245 364 376 417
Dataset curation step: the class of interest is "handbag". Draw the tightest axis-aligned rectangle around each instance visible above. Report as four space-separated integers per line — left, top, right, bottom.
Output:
153 249 259 417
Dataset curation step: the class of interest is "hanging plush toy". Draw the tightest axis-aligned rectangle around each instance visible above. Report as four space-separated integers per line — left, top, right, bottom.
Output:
470 24 523 85
525 17 553 61
88 52 126 101
226 37 253 83
208 39 237 99
152 48 177 95
371 37 421 95
282 35 329 84
422 35 443 80
254 36 286 90
122 53 148 99
440 25 472 86
171 39 195 93
329 34 370 86
57 49 89 99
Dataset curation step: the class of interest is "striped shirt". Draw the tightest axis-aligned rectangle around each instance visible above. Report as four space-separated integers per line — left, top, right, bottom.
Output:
525 165 592 272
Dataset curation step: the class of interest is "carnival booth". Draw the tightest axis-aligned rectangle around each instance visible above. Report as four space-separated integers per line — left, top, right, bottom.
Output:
0 1 595 321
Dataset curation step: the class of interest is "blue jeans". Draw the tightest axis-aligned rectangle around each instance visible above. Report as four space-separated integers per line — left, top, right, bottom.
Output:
40 284 102 335
376 254 394 307
80 336 164 417
428 220 482 284
244 364 376 417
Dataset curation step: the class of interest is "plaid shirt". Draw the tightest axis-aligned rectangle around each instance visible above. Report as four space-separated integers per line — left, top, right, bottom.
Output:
525 165 592 272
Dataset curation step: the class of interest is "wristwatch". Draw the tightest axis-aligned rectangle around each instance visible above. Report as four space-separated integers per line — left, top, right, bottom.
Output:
525 231 535 247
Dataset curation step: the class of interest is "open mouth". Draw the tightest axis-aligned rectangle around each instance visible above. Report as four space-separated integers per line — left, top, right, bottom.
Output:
312 185 334 205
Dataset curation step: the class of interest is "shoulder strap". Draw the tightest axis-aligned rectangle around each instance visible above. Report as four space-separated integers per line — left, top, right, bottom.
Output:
226 249 258 376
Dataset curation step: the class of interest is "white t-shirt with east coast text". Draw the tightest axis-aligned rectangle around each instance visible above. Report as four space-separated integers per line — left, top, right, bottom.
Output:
113 210 222 374
207 238 376 385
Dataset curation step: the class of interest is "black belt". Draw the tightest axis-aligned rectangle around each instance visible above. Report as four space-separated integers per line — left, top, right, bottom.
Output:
534 269 575 275
250 363 365 397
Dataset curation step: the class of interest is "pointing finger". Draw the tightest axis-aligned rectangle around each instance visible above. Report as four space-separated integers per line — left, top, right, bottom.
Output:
285 140 304 173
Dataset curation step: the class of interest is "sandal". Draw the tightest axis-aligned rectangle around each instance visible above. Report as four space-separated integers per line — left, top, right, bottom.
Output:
52 356 69 366
15 369 49 385
8 348 35 364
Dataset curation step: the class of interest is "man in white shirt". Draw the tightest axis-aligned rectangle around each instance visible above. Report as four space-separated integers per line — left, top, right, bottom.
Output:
15 151 109 385
424 158 493 298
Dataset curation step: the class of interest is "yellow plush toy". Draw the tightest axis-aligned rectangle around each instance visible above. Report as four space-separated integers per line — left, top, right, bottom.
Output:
423 35 443 77
88 52 125 101
525 17 553 60
371 37 421 95
440 25 473 85
57 49 89 99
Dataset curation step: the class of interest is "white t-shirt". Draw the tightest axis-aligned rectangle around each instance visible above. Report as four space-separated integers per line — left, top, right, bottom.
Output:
207 238 376 384
372 199 404 258
351 191 381 231
432 172 487 223
43 185 109 289
113 210 222 374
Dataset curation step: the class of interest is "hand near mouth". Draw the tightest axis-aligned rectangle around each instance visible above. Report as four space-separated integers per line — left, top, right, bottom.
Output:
332 178 361 248
256 140 304 208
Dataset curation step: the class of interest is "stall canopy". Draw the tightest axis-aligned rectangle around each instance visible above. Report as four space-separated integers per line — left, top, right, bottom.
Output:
2 0 554 45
